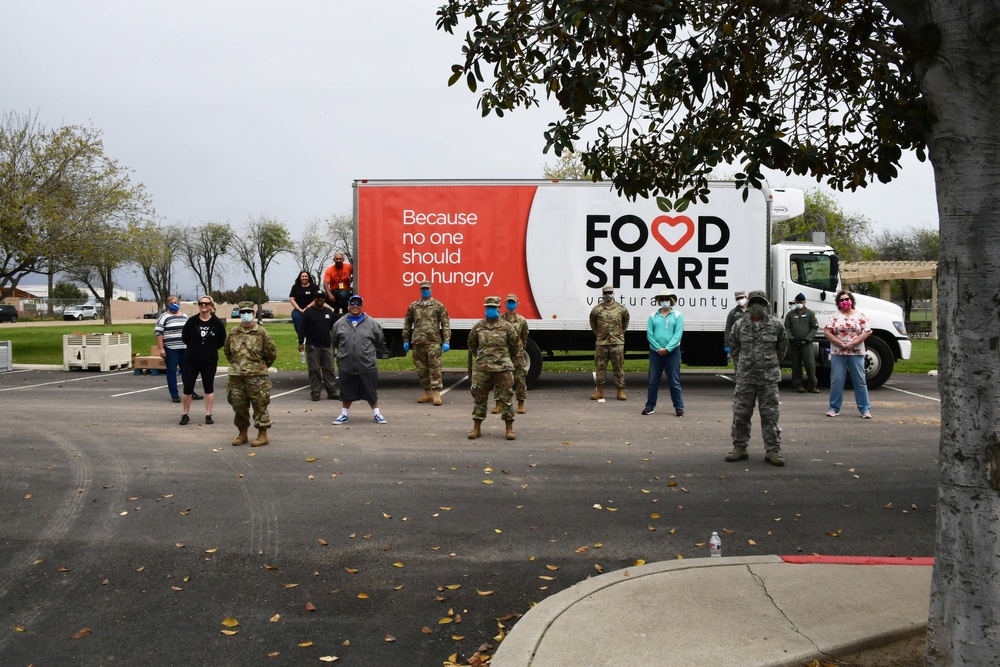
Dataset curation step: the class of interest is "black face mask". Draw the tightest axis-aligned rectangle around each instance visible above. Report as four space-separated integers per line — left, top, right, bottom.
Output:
749 304 767 319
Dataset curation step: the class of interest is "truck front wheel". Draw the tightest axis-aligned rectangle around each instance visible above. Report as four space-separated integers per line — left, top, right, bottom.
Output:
862 336 894 390
524 338 543 388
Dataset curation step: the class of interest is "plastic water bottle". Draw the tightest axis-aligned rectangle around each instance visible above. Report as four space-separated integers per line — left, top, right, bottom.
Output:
709 532 722 558
300 350 306 364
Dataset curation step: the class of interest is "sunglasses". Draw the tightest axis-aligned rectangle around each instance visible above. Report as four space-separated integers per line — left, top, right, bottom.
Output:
198 302 212 306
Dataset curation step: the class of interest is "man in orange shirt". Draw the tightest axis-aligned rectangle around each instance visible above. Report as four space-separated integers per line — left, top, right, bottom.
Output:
323 252 353 317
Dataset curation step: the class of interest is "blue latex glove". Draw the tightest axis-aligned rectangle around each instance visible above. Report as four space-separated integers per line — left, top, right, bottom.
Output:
724 346 730 354
403 342 410 353
441 343 450 353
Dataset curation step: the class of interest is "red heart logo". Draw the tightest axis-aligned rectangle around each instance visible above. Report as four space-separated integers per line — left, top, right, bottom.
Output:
651 216 695 252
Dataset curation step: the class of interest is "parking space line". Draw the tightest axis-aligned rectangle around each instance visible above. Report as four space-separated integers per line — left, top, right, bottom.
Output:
718 374 735 383
272 384 311 399
0 370 134 392
883 384 940 402
441 374 469 395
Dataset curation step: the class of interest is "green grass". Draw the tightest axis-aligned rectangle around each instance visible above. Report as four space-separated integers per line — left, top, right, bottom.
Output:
0 322 939 374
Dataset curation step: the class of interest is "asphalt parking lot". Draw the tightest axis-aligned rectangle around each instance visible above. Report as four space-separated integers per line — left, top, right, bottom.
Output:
0 367 941 666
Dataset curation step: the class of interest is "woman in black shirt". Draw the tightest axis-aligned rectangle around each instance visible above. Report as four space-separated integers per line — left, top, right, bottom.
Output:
179 296 227 425
289 271 323 342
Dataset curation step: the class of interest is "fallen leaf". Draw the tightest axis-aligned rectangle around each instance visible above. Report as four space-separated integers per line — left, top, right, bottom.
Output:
451 634 465 640
33 559 44 565
538 575 555 581
384 633 395 642
298 640 313 647
748 539 757 546
440 507 453 511
482 480 494 485
357 593 369 599
70 627 92 639
305 602 316 612
222 617 240 627
267 652 280 657
722 528 735 535
171 586 183 592
318 539 328 546
270 614 281 623
12 626 24 632
344 568 358 574
439 617 453 624
220 629 238 636
595 563 604 573
575 546 589 553
634 559 646 566
282 583 299 589
264 565 279 571
175 543 185 548
319 657 339 662
545 565 559 571
392 562 404 568
476 590 494 596
306 457 316 462
205 548 218 554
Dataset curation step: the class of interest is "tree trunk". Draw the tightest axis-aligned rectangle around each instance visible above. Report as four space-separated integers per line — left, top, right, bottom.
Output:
921 1 1000 663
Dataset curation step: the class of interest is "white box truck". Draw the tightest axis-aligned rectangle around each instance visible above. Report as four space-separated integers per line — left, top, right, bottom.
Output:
353 179 910 387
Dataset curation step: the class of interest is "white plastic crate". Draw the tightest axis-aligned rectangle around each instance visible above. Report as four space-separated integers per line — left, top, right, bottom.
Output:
0 341 11 372
63 333 132 371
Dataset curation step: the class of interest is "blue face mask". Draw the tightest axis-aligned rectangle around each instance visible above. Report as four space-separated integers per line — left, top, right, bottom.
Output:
485 306 499 319
420 289 431 299
168 303 180 313
240 312 254 323
506 302 517 311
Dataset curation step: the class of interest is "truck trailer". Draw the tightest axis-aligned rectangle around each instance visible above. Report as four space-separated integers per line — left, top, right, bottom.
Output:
353 179 910 388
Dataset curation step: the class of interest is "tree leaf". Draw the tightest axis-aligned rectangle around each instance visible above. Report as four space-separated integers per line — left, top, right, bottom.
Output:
222 617 239 627
270 614 281 623
70 628 92 639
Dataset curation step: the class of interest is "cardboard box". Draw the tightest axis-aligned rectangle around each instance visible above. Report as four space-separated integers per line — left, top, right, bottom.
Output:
135 356 167 370
150 345 160 356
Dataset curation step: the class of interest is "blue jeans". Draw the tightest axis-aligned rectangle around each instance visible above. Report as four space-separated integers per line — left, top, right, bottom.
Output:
291 309 304 341
829 354 870 415
645 348 683 411
164 347 186 399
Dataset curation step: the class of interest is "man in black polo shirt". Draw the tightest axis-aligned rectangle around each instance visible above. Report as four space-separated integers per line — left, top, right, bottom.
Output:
298 293 339 401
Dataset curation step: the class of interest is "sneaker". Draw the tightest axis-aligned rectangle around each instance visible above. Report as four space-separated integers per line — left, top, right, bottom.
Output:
179 414 190 426
311 394 320 402
374 414 388 424
171 396 181 403
641 407 655 415
796 386 806 393
809 388 821 394
765 451 785 467
861 411 872 419
205 415 214 425
825 410 840 417
192 393 203 400
675 408 684 417
725 447 749 462
332 414 349 425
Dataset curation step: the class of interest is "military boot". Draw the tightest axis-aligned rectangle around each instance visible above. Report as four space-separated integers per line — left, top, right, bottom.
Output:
505 420 516 441
432 391 443 406
467 419 482 440
590 386 604 400
251 428 269 447
491 400 502 414
232 429 249 446
417 390 434 403
517 400 526 414
616 388 627 401
764 451 785 467
725 446 749 462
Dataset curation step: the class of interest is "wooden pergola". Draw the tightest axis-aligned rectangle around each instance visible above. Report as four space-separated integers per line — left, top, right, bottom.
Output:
840 261 938 338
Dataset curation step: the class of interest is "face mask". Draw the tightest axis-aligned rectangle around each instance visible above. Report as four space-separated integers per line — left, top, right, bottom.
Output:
794 303 804 310
421 289 431 299
749 304 767 319
838 300 852 311
485 306 499 319
737 298 748 307
659 300 671 309
603 295 614 302
168 303 180 313
240 312 254 323
506 302 517 312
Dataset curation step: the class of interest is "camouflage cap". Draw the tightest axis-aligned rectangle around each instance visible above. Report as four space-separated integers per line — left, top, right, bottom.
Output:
602 285 614 294
505 293 518 303
484 296 501 307
734 289 747 298
419 280 432 289
238 301 255 311
747 289 769 306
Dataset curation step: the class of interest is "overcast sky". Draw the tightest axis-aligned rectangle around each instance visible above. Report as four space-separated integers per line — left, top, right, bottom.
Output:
2 1 940 298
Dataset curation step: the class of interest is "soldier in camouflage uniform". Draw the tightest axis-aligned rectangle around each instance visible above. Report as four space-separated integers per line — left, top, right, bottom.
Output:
402 280 451 406
589 285 630 400
467 296 521 441
224 301 278 447
492 293 529 414
726 290 789 466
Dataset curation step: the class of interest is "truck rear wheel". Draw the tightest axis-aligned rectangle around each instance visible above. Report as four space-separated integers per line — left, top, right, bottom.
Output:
524 338 543 387
861 336 894 390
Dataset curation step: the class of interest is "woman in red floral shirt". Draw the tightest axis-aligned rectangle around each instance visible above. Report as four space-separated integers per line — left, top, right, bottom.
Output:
823 290 872 418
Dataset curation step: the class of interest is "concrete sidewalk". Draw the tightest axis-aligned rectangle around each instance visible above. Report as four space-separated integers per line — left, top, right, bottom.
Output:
492 555 932 667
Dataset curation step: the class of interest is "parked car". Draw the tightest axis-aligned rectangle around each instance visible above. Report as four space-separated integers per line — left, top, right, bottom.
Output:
63 304 99 321
143 309 161 319
0 304 18 323
230 306 273 319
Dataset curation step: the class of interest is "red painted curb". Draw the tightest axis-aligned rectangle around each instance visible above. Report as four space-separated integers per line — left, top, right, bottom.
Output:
781 555 934 566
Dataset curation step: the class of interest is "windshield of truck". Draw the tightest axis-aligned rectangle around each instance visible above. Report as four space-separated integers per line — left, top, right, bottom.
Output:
789 253 837 291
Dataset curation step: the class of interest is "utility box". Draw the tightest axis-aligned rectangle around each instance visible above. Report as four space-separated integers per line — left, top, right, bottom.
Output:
0 341 11 372
63 333 133 371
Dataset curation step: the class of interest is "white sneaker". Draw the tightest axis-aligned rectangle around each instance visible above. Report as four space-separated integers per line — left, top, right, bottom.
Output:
374 414 387 424
332 414 349 425
861 411 872 419
825 410 840 417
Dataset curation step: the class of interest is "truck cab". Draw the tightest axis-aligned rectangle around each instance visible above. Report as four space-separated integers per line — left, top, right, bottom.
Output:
770 241 910 388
